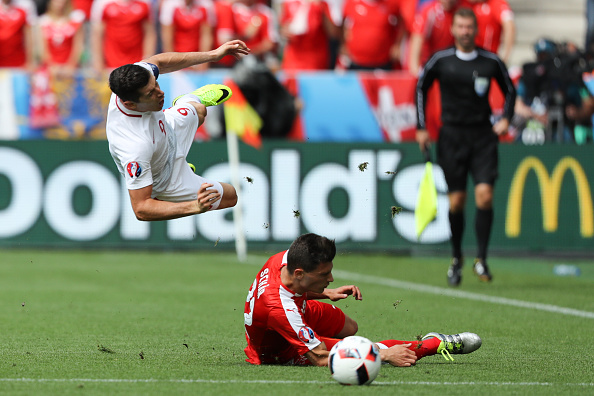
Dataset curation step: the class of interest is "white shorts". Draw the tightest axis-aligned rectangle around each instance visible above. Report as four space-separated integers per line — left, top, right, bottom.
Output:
156 104 224 208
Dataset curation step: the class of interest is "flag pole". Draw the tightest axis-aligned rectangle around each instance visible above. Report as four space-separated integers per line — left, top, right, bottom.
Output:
226 125 247 262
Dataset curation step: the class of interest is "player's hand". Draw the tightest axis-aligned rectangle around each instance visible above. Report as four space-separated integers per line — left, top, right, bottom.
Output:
196 183 221 213
492 118 510 136
416 129 430 152
325 285 362 301
213 40 250 61
379 344 417 367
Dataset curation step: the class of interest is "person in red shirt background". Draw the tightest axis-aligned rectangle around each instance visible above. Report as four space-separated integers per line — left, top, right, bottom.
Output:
37 0 85 75
279 0 340 70
0 0 37 68
232 0 279 68
408 0 459 76
160 0 215 70
90 0 157 69
340 0 403 70
72 0 93 19
210 0 237 68
461 0 514 63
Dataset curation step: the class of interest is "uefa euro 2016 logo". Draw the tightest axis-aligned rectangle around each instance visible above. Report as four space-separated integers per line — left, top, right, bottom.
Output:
127 161 141 178
298 326 315 343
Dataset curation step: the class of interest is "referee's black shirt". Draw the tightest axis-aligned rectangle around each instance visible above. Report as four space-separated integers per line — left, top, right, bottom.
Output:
416 47 516 129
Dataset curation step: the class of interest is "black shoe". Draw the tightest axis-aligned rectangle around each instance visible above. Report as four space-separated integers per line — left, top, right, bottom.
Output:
473 258 492 282
447 257 463 287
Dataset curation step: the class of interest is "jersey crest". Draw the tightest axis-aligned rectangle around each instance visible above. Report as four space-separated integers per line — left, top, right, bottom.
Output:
474 76 489 97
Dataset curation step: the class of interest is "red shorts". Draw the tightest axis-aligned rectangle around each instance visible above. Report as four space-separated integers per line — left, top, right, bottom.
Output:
286 301 346 366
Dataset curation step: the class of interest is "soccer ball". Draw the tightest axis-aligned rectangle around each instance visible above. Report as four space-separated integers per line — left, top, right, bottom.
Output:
328 336 381 385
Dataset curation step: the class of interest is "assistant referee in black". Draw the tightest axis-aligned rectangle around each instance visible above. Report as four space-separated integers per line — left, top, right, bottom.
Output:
415 7 516 287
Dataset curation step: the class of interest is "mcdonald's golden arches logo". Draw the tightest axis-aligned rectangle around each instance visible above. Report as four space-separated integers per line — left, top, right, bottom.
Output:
506 156 593 238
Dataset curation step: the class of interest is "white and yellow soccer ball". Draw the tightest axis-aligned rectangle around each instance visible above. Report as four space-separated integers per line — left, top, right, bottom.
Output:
328 336 381 385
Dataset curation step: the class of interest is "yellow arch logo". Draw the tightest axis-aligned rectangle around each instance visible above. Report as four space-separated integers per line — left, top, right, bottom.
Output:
506 156 593 238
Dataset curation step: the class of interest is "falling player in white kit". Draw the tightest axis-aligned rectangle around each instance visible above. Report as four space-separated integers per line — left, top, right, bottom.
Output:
106 40 250 221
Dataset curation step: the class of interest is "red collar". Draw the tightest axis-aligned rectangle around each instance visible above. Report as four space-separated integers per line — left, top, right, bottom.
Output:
115 96 143 118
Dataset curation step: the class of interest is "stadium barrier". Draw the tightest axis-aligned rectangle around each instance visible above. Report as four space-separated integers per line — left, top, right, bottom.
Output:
1 141 592 253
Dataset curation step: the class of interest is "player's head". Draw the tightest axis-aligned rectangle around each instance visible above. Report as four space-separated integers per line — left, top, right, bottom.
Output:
109 64 165 112
452 8 477 51
287 234 336 293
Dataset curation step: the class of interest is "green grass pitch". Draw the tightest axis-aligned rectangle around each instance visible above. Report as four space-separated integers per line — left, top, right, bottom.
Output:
0 249 593 395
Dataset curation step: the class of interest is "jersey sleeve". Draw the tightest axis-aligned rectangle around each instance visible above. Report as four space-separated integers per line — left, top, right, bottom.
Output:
267 303 322 356
416 54 440 129
109 131 154 190
495 0 514 23
493 56 516 121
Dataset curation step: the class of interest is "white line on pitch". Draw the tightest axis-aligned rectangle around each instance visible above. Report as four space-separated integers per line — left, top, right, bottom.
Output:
0 378 593 386
332 270 594 319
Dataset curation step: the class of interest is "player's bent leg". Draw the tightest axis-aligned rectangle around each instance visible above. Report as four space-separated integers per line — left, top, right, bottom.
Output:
335 315 358 338
214 182 237 209
448 190 467 212
474 183 493 210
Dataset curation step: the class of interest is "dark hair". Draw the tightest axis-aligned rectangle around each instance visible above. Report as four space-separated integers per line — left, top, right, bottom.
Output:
108 64 151 102
453 7 478 26
286 233 336 274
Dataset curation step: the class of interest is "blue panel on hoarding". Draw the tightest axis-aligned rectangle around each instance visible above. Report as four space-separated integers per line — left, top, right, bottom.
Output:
298 73 382 142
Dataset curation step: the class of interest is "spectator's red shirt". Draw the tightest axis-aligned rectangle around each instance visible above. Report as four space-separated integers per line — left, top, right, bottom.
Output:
281 0 333 70
213 0 236 66
0 3 32 67
411 0 456 65
232 2 278 51
160 0 215 53
342 0 399 67
91 0 152 67
73 0 94 19
461 0 513 53
39 10 85 65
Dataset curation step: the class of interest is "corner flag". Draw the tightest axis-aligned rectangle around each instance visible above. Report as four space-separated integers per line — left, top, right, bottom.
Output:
415 146 437 240
223 79 262 149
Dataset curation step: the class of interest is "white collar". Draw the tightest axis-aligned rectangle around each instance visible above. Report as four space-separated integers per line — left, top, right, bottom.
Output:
455 49 478 61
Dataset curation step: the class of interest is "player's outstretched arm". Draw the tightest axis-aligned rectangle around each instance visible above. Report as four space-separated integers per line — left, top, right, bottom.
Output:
379 344 417 367
315 285 362 301
128 183 220 221
142 40 250 74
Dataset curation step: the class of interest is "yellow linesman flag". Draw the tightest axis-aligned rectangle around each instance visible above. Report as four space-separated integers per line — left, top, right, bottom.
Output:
223 79 263 149
415 151 437 240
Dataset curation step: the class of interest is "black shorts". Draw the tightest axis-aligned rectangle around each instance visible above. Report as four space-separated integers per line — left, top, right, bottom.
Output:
437 124 498 192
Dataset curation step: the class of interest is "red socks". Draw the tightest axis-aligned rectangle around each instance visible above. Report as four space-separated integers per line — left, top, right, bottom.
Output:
376 337 441 359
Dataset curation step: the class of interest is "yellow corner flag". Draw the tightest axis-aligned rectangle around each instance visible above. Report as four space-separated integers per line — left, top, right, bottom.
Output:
223 79 263 149
415 148 437 240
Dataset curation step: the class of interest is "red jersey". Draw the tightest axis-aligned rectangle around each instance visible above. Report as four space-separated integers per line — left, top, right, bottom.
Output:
160 0 215 53
411 0 456 65
342 0 399 67
91 0 152 67
39 10 85 65
73 0 94 19
0 2 35 67
281 0 333 70
232 1 278 51
244 251 322 365
461 0 513 53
